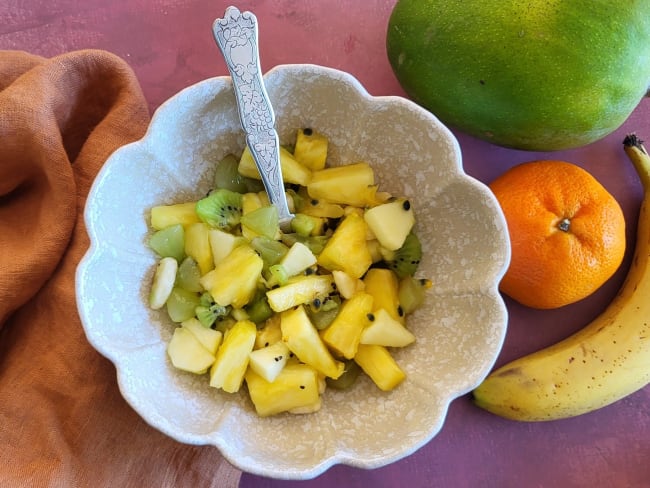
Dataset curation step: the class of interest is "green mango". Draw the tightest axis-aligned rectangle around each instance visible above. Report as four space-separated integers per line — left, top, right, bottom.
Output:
386 0 650 151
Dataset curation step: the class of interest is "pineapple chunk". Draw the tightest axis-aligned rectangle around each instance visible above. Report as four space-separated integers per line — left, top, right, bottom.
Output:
363 268 404 324
331 270 365 299
279 242 317 277
241 192 263 241
293 128 328 170
296 194 345 218
248 341 291 382
360 308 415 347
245 363 321 417
181 317 223 354
321 292 374 359
150 202 200 230
354 343 406 391
307 162 380 206
200 244 263 308
209 320 257 393
364 198 415 251
317 212 372 279
184 222 214 275
167 327 216 374
281 306 345 379
266 274 334 312
208 228 239 266
255 314 283 349
239 145 312 186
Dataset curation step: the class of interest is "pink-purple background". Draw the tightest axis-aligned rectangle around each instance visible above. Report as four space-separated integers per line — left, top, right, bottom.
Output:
3 1 649 486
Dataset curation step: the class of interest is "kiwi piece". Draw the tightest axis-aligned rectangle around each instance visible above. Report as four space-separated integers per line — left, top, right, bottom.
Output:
398 276 432 314
148 224 185 261
244 288 274 325
250 236 289 271
326 359 361 390
195 292 229 328
195 189 243 230
306 294 340 330
240 205 279 239
281 233 329 255
176 256 203 293
386 232 422 279
166 287 201 323
213 154 249 193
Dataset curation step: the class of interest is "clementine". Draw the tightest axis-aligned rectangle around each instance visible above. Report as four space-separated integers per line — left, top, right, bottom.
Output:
490 160 625 309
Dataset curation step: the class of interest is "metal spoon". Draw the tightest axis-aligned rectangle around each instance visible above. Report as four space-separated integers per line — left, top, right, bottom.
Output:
213 6 294 229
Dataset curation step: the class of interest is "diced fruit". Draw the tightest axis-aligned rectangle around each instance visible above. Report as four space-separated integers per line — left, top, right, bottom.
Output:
364 198 415 251
238 145 312 186
245 363 320 417
244 287 274 324
290 213 327 236
363 268 404 324
240 205 279 240
255 314 283 349
317 212 372 279
281 233 329 255
181 317 223 354
279 242 317 277
326 360 362 390
308 162 380 206
398 276 432 314
200 244 263 308
366 239 384 263
148 224 185 261
360 308 416 347
305 295 341 330
149 257 178 310
266 274 334 312
354 344 406 391
281 305 345 379
150 202 200 230
241 192 263 240
249 236 289 271
386 232 423 279
208 228 238 266
209 320 257 393
195 292 229 328
195 189 243 230
321 292 374 359
167 327 215 374
166 287 201 323
293 128 328 170
213 153 249 193
184 222 214 276
293 188 345 218
176 256 203 293
248 341 291 382
331 270 365 299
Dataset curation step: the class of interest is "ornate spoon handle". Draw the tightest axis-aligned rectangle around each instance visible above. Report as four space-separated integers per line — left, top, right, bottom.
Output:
213 6 294 225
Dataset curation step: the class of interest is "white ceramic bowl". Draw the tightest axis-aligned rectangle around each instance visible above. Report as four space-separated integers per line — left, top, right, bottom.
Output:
76 64 510 479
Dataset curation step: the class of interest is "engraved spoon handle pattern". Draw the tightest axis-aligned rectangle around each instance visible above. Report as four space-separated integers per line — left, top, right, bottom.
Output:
213 6 294 225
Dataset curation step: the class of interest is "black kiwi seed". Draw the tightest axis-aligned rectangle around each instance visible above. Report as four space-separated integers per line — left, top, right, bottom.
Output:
310 199 319 206
402 200 411 211
312 298 322 308
398 305 404 317
303 128 313 136
366 313 375 322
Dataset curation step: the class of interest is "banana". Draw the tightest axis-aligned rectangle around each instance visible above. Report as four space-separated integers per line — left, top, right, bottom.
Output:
472 134 650 421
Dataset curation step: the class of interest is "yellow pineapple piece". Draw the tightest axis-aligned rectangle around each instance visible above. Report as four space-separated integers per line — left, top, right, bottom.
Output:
184 222 214 275
150 202 200 230
354 343 406 391
209 319 257 393
359 309 415 348
363 268 404 324
293 128 328 170
245 363 320 417
238 145 311 186
167 326 216 374
321 292 374 359
307 162 382 207
281 305 344 379
200 244 263 308
255 314 283 349
266 274 334 312
241 192 263 241
317 212 372 279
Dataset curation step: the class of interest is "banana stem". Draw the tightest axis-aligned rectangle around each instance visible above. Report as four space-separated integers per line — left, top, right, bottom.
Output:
623 134 650 191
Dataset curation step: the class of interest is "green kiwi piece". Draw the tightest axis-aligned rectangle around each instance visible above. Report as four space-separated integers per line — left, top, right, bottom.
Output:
281 233 329 255
148 224 185 261
176 256 203 293
326 359 361 390
214 316 237 334
195 292 229 328
386 232 422 279
195 189 243 230
240 205 279 239
249 236 289 271
398 276 430 314
306 294 340 330
290 213 317 237
214 154 249 193
166 287 201 323
244 288 274 325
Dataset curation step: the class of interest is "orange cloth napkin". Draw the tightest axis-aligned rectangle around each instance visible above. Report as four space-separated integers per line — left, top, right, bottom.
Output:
0 50 241 487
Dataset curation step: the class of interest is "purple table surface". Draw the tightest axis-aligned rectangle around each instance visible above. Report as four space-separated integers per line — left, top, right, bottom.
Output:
3 1 649 486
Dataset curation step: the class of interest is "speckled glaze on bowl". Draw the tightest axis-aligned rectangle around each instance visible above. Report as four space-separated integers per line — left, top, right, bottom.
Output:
75 64 510 479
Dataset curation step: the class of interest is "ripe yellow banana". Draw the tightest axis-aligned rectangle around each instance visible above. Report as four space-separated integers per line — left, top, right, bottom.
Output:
472 134 650 421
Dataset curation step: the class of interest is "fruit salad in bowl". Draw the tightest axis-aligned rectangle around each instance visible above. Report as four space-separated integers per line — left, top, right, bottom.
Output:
76 64 510 479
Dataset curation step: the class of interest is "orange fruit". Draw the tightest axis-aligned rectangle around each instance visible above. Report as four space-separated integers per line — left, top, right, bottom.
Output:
489 160 625 309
